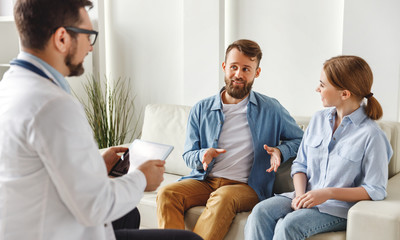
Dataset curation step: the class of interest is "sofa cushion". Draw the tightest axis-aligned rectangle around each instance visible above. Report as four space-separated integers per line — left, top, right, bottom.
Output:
377 121 400 178
137 173 182 228
140 104 192 176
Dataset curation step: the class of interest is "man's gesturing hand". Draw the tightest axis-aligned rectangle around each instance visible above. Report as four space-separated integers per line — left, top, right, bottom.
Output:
202 148 226 170
264 144 281 173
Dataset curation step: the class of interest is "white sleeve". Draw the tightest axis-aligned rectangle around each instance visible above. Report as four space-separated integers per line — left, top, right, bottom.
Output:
29 95 146 226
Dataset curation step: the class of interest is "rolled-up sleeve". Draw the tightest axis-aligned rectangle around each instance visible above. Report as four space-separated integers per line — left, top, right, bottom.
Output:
361 130 393 200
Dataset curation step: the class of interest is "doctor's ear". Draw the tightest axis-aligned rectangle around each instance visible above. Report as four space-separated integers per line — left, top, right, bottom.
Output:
53 27 72 53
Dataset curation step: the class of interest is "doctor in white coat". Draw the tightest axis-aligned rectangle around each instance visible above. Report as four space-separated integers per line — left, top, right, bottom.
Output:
0 1 201 240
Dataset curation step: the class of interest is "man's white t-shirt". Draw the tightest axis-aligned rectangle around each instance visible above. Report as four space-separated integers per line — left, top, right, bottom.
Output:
208 95 254 183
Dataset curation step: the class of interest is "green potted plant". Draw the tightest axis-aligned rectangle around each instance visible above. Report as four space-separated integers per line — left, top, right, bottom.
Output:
75 74 140 148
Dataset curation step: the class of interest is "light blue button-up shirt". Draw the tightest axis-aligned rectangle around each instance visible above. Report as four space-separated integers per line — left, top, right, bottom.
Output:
181 90 304 200
19 51 72 94
290 106 393 218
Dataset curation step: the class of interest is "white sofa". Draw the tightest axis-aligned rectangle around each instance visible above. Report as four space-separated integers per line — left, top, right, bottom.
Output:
118 103 400 240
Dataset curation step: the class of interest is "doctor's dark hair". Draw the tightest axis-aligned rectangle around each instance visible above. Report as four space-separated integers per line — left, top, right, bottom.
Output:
225 39 262 68
323 55 383 120
14 0 93 50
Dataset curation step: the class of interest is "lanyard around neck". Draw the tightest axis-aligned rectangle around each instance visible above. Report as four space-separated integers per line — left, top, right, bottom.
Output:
10 59 54 83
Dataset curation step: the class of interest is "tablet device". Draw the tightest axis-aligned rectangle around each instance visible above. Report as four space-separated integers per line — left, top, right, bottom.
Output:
108 139 174 177
108 148 130 177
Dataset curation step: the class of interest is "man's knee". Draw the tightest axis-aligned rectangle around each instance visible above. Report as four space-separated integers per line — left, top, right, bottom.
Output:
208 185 258 212
208 188 237 210
157 184 180 205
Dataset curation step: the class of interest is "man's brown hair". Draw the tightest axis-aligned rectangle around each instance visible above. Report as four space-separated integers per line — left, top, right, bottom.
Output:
14 0 93 50
225 39 263 68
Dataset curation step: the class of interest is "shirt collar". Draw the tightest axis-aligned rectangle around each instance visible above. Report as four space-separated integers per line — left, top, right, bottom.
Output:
327 105 367 126
18 51 71 94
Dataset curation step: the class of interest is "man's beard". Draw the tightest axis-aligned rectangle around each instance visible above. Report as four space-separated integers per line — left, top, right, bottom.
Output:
224 76 254 99
65 42 84 77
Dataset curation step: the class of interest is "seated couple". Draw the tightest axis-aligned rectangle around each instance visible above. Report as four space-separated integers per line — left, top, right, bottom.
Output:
156 39 393 240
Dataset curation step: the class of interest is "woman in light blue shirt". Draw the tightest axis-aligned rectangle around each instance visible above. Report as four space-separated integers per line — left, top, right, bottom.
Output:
244 55 393 240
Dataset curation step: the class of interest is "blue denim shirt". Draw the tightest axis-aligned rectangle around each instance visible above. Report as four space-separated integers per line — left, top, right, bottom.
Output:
181 90 304 200
290 106 393 218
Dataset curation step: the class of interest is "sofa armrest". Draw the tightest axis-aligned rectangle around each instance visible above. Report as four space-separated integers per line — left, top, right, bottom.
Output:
347 173 400 240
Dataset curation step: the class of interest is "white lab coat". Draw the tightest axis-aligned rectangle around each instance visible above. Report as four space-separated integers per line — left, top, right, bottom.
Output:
0 55 146 240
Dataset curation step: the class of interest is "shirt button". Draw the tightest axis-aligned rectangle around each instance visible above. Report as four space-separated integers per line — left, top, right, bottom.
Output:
333 137 336 141
104 223 107 227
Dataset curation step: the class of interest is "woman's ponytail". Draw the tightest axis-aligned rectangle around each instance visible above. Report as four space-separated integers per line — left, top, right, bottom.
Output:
365 94 383 120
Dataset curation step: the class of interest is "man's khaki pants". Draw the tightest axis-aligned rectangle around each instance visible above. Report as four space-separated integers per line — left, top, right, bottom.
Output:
156 178 259 240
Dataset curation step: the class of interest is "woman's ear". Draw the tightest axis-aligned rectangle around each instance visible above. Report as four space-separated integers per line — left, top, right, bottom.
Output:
341 89 352 100
52 27 71 54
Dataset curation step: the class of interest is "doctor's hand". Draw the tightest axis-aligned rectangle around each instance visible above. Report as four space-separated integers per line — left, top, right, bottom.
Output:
202 148 226 171
264 144 281 173
137 160 165 192
102 146 129 173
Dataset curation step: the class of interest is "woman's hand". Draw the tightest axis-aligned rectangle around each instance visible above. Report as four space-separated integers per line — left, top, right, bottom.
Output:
295 189 331 209
291 196 303 210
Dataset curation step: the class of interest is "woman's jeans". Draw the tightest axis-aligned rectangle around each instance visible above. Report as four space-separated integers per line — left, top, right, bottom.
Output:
244 196 347 240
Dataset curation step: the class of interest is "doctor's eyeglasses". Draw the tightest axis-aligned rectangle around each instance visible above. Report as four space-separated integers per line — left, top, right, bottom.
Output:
64 26 98 46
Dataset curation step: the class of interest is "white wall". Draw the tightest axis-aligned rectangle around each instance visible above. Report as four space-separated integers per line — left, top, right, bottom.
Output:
229 0 344 118
0 1 18 80
342 0 400 121
100 0 400 121
106 0 184 109
3 0 399 121
183 0 225 105
0 0 13 16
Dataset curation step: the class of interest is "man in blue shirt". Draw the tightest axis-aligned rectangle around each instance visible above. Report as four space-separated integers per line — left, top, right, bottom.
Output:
157 39 304 240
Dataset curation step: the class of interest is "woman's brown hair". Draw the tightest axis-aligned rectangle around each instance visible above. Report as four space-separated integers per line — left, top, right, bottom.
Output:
323 55 383 120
